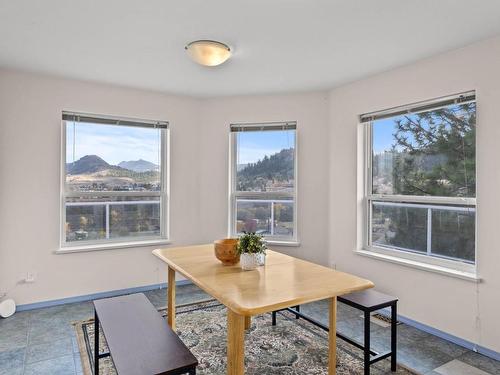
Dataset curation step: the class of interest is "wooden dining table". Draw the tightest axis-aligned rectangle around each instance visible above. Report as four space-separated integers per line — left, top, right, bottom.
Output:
153 244 374 375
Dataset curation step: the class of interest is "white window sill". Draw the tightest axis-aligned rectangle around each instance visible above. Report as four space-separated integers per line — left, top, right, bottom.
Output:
355 249 481 282
56 239 171 254
266 240 300 247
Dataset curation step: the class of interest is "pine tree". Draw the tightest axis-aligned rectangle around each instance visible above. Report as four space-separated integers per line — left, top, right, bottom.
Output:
391 103 476 197
375 103 476 260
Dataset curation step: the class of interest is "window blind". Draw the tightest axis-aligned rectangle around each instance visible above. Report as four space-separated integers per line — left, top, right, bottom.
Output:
230 121 296 132
359 91 475 123
62 111 169 129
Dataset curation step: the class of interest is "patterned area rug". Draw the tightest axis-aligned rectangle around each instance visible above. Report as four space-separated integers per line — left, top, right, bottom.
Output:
74 299 418 375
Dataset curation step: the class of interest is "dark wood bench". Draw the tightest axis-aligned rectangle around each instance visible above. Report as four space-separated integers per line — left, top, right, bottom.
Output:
93 293 197 375
272 289 398 375
338 290 398 375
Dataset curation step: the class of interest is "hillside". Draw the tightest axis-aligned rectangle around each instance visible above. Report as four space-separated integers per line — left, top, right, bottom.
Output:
66 155 160 191
66 155 121 175
237 148 294 191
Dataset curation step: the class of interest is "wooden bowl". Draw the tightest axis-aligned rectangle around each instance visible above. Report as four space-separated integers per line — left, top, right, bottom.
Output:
214 238 240 265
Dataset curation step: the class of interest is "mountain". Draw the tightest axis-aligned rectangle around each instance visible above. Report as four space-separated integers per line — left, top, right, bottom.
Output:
66 155 119 175
118 159 159 172
66 155 160 189
239 148 294 180
237 148 294 191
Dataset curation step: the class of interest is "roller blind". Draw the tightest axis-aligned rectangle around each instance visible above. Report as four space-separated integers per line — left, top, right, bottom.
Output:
230 121 296 132
359 91 475 123
62 111 169 129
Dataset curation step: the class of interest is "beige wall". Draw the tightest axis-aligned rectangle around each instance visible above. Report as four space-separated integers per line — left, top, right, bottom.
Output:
0 69 203 305
197 93 330 266
328 36 500 352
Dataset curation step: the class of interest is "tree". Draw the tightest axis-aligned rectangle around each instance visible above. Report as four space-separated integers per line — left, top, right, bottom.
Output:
237 148 294 191
79 216 88 230
237 208 251 222
277 204 293 222
377 103 476 259
255 207 269 221
391 103 476 197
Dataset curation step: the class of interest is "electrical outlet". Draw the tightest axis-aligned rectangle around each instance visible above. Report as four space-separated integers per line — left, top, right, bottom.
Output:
25 272 36 283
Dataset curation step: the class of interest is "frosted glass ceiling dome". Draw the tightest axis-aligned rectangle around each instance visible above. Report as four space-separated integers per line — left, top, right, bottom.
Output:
185 40 231 67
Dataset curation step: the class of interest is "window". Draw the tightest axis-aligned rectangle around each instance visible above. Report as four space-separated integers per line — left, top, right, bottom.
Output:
361 92 476 270
229 122 297 243
61 112 169 250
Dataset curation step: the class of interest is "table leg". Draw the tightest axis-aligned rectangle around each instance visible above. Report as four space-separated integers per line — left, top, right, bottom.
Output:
244 316 251 330
329 297 337 375
167 266 176 331
227 309 245 375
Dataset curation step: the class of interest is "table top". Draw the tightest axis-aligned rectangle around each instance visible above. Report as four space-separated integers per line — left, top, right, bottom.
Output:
153 244 374 316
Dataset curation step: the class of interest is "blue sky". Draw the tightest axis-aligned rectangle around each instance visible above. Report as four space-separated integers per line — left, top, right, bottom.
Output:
67 123 295 166
371 103 468 153
66 122 161 165
237 130 295 164
373 118 398 154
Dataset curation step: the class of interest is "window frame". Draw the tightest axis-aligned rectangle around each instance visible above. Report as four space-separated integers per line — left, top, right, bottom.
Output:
59 112 170 253
360 93 477 274
228 122 299 245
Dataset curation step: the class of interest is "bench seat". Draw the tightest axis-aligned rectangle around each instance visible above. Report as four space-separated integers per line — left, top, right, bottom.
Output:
93 293 197 375
338 289 398 311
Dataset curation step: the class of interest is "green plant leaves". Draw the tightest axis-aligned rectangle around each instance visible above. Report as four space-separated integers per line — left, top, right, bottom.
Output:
236 232 267 255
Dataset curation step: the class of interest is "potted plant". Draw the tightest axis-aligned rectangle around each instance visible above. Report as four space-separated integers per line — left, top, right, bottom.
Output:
237 232 267 270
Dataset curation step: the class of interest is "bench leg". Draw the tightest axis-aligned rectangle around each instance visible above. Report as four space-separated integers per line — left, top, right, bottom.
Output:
364 310 370 375
188 367 196 375
168 266 176 331
94 311 99 375
391 302 397 372
271 306 299 325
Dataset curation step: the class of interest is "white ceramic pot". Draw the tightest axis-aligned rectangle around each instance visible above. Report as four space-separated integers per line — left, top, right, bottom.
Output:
240 253 261 270
258 253 266 266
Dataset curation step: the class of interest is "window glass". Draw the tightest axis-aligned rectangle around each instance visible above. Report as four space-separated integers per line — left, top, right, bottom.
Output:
236 199 272 234
431 208 475 263
366 96 476 265
372 103 476 197
62 116 167 246
372 202 428 253
66 122 161 192
273 201 294 238
236 130 295 193
231 125 296 242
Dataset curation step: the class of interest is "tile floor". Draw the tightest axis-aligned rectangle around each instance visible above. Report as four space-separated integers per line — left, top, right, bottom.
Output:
0 284 498 375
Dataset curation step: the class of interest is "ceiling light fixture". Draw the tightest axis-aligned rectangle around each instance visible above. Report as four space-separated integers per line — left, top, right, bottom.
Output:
185 40 231 67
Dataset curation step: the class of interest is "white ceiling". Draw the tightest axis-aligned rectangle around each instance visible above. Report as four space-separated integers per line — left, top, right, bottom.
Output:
1 0 500 97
